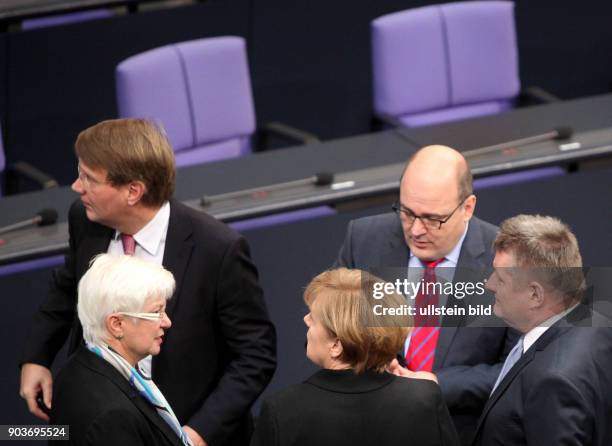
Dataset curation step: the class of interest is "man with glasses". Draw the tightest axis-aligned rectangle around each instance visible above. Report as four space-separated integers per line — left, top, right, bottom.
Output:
20 118 276 446
336 145 514 445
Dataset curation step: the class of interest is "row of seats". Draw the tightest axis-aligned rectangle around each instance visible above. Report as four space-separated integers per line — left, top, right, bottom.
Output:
0 1 567 276
1 2 564 223
115 1 530 166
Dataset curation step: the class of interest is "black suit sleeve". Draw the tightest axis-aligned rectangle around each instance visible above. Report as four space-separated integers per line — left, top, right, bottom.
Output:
334 220 355 268
250 400 278 446
21 202 81 367
189 236 277 445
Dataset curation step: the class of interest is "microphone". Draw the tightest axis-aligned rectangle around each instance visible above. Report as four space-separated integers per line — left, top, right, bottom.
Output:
0 208 58 235
201 172 335 206
464 126 573 158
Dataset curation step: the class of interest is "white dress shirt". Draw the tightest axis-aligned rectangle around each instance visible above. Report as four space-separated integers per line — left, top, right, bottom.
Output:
106 201 170 376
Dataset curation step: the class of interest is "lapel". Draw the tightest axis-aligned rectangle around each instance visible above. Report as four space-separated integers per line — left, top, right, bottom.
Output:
152 201 194 377
433 218 488 369
76 347 183 446
367 216 410 284
380 216 411 269
473 314 579 439
70 207 114 353
76 218 114 279
160 200 194 318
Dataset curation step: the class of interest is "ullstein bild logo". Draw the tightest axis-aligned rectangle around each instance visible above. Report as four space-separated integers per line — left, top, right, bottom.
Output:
371 302 492 317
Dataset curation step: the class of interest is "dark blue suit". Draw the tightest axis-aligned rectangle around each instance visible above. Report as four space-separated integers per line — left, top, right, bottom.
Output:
473 305 612 446
335 213 515 445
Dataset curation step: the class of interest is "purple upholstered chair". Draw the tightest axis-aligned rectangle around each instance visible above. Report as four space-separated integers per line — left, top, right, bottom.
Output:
372 1 520 128
116 36 318 167
22 9 113 30
117 37 251 167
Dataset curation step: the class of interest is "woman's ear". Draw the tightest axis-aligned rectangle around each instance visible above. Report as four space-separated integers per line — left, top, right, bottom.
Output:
106 314 124 340
329 338 344 360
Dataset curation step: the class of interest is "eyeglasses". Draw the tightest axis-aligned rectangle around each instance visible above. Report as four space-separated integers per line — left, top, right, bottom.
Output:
117 310 167 322
392 198 466 230
77 165 106 189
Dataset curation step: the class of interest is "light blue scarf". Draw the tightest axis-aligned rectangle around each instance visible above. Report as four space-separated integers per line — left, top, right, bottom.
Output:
86 342 193 446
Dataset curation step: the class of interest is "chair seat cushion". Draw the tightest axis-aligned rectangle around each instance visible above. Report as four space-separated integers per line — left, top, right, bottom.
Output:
174 137 251 167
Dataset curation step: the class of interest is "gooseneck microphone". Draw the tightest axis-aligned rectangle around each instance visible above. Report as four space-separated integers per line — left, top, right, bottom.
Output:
464 126 574 158
201 172 335 206
0 208 58 235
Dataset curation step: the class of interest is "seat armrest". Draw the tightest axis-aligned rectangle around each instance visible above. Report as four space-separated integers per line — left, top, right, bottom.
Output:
9 161 59 189
258 121 320 149
518 86 561 105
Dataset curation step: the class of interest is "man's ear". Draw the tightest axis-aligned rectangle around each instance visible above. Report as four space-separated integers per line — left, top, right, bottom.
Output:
463 194 476 221
126 181 146 206
528 281 546 309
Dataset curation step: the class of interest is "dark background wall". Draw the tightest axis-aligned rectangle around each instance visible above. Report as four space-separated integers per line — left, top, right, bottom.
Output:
3 0 612 188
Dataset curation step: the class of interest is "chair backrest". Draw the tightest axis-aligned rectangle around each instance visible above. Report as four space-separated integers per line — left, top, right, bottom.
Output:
372 1 520 125
116 36 256 167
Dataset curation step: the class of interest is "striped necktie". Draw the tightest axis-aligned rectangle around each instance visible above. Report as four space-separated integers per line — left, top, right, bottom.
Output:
405 258 444 371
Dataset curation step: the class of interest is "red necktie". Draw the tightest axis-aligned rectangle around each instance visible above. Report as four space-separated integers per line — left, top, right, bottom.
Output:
405 258 444 372
121 234 136 256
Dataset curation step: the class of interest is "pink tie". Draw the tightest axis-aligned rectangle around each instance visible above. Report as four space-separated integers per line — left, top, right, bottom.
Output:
405 258 444 372
121 234 136 256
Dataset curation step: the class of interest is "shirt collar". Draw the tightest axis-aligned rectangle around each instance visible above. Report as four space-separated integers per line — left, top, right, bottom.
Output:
113 201 170 256
523 303 579 353
409 220 470 267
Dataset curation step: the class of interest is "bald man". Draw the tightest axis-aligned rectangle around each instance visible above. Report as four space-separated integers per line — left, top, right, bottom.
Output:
336 145 515 445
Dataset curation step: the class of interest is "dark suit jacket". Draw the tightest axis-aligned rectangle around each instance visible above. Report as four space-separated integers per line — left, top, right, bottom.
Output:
50 346 183 446
335 213 516 444
251 369 459 446
473 305 612 446
23 199 277 446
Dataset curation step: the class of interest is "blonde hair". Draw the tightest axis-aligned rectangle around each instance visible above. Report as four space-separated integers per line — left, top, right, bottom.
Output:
494 214 585 302
304 268 411 374
75 118 176 207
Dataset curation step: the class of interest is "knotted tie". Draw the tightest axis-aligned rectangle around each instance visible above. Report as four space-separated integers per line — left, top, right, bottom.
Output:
121 233 136 256
406 258 444 371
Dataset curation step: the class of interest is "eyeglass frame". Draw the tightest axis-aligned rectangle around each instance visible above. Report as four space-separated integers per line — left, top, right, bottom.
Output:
77 164 107 189
391 196 468 230
116 310 167 322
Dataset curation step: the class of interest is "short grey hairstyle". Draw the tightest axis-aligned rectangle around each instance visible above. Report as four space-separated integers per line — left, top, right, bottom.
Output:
77 254 175 345
494 214 585 302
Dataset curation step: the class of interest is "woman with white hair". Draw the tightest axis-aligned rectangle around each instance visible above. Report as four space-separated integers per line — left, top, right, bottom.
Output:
49 254 191 446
